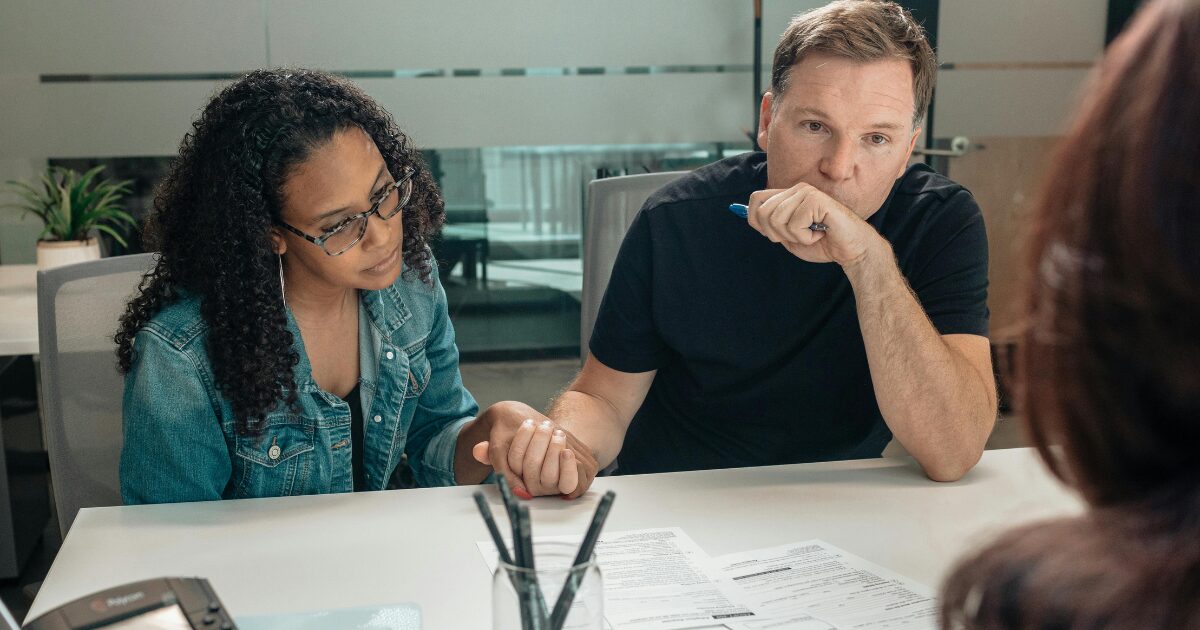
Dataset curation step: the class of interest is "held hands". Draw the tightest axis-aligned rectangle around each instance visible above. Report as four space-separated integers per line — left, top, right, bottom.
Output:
473 401 599 500
746 183 880 267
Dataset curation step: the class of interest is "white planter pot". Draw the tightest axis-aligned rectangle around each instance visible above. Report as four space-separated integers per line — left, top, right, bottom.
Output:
36 238 101 270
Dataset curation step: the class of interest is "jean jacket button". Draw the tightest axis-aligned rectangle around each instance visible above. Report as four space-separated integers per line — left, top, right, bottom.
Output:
267 444 281 460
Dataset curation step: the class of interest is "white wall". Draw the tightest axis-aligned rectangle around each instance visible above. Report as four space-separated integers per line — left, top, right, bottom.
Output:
0 0 1106 263
934 0 1106 138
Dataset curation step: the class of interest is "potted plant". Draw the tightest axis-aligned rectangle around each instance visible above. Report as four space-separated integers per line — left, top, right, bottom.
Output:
2 165 136 269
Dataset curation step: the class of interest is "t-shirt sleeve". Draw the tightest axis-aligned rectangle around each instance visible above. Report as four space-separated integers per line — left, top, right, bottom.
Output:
908 190 990 337
588 207 668 372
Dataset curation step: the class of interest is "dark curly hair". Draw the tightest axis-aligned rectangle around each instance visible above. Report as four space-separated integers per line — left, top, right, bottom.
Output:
115 68 445 436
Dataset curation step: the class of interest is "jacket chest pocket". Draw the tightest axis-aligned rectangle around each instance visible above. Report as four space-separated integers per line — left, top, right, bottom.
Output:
233 421 316 498
403 340 431 399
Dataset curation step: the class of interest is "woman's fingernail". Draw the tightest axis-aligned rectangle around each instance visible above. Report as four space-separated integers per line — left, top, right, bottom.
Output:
560 494 573 501
553 430 565 440
514 487 533 500
540 419 553 429
521 418 534 428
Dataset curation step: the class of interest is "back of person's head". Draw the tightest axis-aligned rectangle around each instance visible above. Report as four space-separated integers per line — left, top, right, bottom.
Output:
940 0 1200 627
115 68 444 435
1017 0 1200 508
772 0 936 127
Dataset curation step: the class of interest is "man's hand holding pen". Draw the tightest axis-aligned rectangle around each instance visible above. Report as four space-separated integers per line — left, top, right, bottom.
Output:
473 400 599 500
745 183 885 269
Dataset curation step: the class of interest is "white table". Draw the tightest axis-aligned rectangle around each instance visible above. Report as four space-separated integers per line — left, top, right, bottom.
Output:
27 448 1081 628
0 264 38 357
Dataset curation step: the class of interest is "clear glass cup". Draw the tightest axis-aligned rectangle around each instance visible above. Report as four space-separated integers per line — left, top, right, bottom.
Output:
492 541 603 630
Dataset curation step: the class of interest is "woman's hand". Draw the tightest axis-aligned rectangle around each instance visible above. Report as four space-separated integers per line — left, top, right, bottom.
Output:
473 401 599 499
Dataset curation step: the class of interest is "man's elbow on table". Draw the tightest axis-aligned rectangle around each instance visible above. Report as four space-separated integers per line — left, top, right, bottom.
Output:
907 383 996 482
915 436 987 482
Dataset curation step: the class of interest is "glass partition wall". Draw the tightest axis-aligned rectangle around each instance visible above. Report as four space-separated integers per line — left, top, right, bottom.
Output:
53 142 749 358
428 143 749 358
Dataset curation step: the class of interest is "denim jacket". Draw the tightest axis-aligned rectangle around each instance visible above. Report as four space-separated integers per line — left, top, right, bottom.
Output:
120 266 478 504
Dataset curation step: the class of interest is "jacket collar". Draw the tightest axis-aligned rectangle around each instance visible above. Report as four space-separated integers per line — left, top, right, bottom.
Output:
361 280 413 337
283 280 412 388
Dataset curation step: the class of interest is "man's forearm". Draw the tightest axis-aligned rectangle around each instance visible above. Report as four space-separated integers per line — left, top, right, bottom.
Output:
546 390 628 469
844 236 996 480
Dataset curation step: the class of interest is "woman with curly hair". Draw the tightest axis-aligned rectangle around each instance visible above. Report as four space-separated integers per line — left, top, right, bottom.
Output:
939 0 1200 627
115 68 574 502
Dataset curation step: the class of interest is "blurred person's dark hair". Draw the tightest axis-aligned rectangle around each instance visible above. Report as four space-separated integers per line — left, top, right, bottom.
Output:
940 0 1200 627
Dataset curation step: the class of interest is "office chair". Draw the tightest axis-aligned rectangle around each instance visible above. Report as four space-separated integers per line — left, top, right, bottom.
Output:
37 253 157 537
580 172 686 361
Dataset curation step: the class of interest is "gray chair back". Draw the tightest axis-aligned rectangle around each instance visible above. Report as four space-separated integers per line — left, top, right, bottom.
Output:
581 171 686 360
37 253 157 537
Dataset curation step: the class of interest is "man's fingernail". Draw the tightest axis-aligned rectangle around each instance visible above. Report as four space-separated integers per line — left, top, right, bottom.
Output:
514 487 533 500
521 418 534 427
560 494 573 501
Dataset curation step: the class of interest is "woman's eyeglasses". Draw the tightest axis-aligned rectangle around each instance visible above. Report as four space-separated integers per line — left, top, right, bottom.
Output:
277 166 414 256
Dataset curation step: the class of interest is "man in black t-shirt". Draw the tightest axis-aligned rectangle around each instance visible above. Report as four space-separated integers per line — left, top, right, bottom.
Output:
471 0 997 498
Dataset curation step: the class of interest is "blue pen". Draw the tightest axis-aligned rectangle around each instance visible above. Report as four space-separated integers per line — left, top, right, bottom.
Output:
728 203 828 232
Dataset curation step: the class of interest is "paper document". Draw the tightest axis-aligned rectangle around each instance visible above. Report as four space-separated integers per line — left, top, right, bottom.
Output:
713 541 937 630
479 527 757 629
478 529 938 630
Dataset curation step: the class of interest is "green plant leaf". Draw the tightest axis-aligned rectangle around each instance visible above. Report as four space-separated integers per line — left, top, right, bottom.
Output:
8 165 134 243
90 186 126 213
39 171 60 205
73 167 116 220
1 181 52 221
92 223 129 248
60 182 76 240
7 188 44 210
3 179 43 202
106 208 137 226
38 171 67 239
43 210 67 241
78 207 128 233
77 165 106 194
80 188 136 226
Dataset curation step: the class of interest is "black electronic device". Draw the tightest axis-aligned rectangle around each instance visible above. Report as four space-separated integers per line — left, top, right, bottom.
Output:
22 577 236 630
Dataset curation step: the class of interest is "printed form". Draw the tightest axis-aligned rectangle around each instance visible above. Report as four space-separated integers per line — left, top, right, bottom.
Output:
478 529 937 630
714 541 937 630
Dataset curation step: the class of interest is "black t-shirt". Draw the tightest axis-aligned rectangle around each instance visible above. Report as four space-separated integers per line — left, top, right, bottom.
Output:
589 152 989 475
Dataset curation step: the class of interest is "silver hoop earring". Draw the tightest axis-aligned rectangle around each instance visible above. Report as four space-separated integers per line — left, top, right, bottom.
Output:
278 254 286 305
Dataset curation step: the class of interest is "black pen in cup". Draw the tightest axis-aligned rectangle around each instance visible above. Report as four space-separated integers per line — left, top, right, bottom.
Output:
518 504 549 629
495 476 538 629
549 490 616 630
473 491 513 566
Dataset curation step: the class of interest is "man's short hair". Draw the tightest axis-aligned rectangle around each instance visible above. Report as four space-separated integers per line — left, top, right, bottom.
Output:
772 0 936 127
